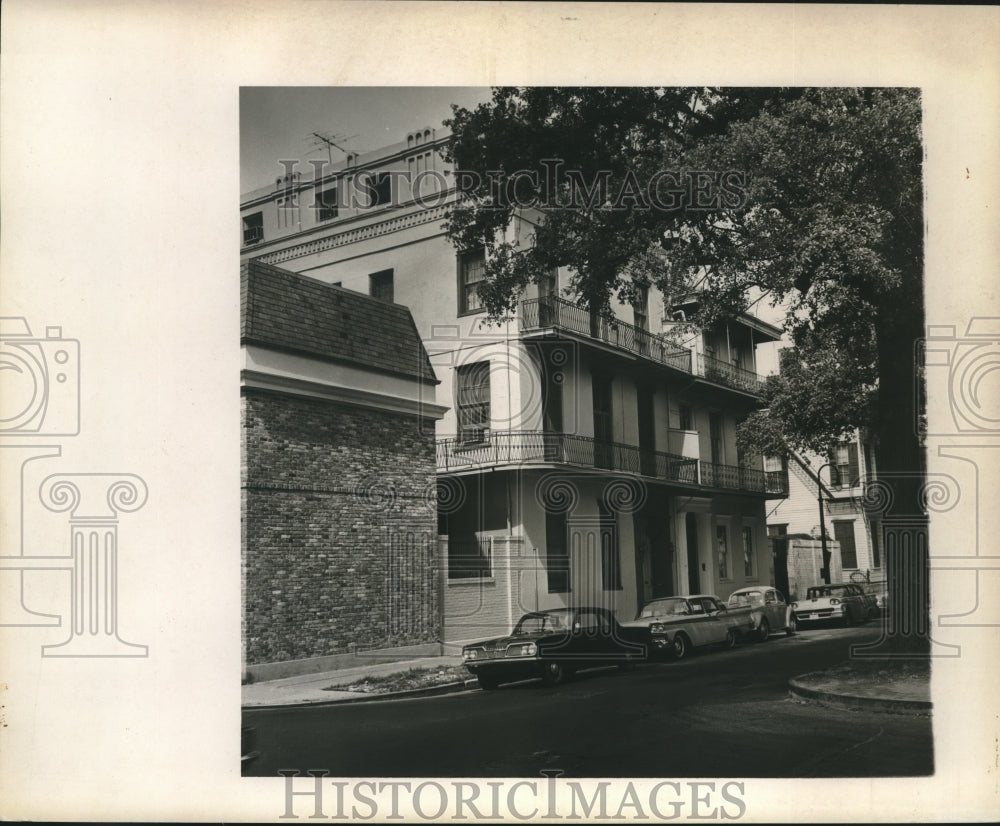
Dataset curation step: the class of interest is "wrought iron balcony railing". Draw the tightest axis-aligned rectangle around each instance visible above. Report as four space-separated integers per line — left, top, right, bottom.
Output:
520 296 767 396
520 296 693 374
437 431 788 497
695 352 767 395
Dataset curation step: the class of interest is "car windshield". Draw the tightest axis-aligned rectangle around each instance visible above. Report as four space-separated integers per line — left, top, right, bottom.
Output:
513 609 574 634
638 598 688 618
729 591 764 608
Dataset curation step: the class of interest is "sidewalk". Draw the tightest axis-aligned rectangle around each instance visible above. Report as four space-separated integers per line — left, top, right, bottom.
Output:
242 654 469 708
788 660 932 714
242 653 932 714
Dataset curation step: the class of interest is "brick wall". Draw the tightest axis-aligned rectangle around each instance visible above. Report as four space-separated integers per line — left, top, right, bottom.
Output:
242 388 440 666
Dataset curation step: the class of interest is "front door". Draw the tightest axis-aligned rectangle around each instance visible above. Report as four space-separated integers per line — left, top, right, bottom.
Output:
686 512 700 594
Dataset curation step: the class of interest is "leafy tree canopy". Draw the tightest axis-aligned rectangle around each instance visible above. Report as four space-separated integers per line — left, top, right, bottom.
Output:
444 87 923 462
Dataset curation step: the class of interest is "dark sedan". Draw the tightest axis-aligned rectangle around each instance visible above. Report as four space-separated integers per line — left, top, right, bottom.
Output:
461 607 646 690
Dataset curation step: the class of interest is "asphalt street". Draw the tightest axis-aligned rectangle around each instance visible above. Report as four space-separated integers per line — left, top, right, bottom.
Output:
243 625 932 778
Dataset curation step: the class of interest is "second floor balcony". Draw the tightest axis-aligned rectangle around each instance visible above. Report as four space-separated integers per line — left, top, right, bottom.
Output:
437 430 788 498
520 295 767 397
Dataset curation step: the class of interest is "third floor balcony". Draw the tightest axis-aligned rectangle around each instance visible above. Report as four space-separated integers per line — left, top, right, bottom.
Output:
520 295 767 397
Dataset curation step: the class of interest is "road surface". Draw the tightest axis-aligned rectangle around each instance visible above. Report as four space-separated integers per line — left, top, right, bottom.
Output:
243 625 932 778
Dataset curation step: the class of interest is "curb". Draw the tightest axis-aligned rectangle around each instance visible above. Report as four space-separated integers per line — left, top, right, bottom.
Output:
788 677 932 715
242 679 478 711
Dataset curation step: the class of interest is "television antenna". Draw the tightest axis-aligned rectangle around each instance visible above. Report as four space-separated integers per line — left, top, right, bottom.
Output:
307 131 360 170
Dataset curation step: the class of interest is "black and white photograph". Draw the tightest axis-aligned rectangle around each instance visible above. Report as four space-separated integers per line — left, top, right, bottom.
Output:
238 86 934 782
2 3 998 823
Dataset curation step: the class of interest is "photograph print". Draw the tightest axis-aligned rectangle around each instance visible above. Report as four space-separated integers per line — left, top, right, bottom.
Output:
239 86 934 782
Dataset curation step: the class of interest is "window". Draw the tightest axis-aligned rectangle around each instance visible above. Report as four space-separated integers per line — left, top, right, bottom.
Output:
833 520 858 569
369 269 394 303
768 523 788 538
742 526 755 578
716 524 729 580
830 442 859 489
599 501 621 590
633 285 649 331
592 373 614 469
679 404 692 431
870 519 882 568
242 212 263 245
456 361 490 444
359 171 392 207
316 187 338 221
764 455 785 473
545 511 570 593
458 249 486 314
709 412 723 465
448 537 492 580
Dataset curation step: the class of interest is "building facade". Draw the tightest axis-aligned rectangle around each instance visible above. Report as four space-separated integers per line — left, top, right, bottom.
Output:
241 260 446 678
241 126 788 647
767 431 884 593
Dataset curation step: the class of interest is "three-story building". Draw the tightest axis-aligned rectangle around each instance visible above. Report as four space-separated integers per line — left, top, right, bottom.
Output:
241 125 788 645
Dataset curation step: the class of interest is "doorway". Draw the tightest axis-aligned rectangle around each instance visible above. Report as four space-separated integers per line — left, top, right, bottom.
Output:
685 512 700 594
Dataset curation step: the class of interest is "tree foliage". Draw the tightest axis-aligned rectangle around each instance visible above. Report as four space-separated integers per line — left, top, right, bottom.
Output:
444 87 924 464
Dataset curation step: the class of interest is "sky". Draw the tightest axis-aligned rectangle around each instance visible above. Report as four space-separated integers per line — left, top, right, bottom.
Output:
240 86 492 194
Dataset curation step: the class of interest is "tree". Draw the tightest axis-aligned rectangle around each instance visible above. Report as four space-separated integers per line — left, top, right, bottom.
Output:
445 87 928 654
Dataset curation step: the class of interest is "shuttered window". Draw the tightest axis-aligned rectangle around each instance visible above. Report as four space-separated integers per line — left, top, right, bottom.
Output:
833 521 858 569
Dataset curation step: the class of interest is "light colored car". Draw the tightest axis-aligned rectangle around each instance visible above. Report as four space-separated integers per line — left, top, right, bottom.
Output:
792 583 870 626
726 586 797 641
621 594 758 660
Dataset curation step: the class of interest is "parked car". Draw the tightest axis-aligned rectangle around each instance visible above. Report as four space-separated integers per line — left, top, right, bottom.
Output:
851 583 881 619
461 607 646 690
621 594 756 660
726 586 797 640
792 583 870 627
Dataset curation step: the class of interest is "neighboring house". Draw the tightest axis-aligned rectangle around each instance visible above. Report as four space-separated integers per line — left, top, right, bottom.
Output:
240 126 788 647
241 260 446 679
767 430 884 593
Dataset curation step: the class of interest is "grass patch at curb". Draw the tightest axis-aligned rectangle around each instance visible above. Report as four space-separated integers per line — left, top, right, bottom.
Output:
323 665 471 695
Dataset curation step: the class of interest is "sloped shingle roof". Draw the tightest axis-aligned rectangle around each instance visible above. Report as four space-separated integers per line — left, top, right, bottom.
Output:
241 260 437 383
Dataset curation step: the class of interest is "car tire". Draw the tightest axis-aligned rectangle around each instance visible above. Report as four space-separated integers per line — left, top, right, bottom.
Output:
671 633 690 660
786 614 797 636
843 609 854 628
541 662 568 686
477 674 500 691
757 618 770 642
721 629 737 650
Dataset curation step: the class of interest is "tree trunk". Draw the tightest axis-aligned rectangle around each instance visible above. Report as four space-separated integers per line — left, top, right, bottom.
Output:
853 278 931 658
